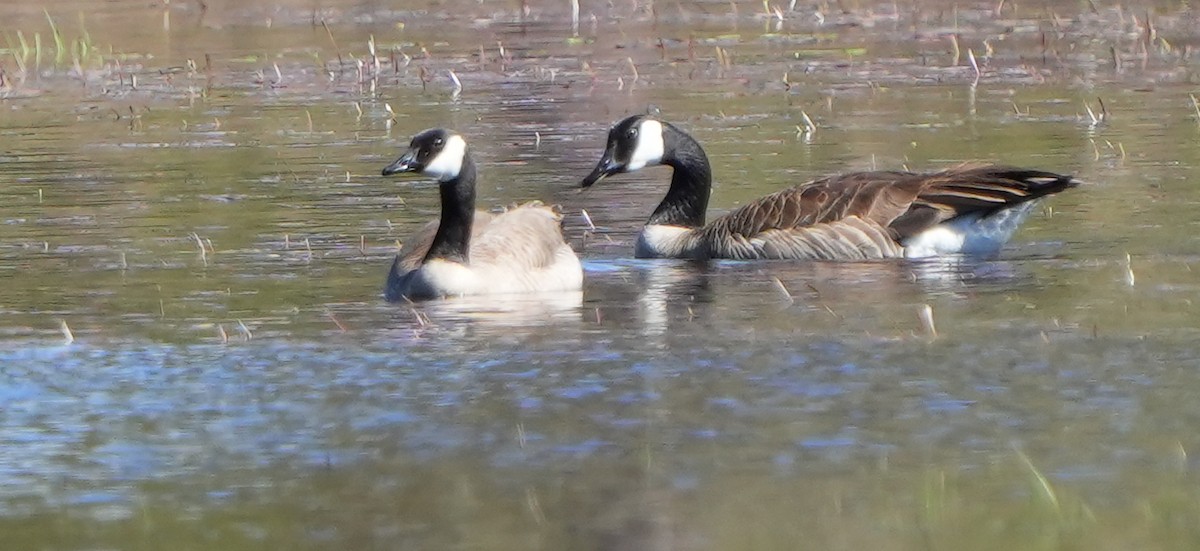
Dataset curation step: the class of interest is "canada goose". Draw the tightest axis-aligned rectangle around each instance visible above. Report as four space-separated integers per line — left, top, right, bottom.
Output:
381 128 582 301
581 115 1081 260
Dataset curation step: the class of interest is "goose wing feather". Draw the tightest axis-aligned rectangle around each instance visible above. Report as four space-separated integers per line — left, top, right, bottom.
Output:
466 201 570 270
390 210 496 277
702 172 921 236
697 171 922 259
696 166 1079 259
385 204 576 301
712 216 903 260
891 166 1081 237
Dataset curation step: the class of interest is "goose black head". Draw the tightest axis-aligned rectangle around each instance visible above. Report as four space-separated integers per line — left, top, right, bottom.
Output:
382 128 468 182
582 115 666 187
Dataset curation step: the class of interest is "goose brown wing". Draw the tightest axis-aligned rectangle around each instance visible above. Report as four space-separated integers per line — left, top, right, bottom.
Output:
389 210 497 277
703 171 923 235
697 166 1078 259
698 171 925 258
469 202 570 269
711 216 903 259
890 166 1081 239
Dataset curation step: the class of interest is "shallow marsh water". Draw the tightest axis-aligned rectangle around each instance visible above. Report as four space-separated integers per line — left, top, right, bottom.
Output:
2 0 1200 548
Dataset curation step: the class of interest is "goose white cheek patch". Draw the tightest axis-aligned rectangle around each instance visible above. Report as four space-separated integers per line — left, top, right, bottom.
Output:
626 119 665 171
423 135 468 182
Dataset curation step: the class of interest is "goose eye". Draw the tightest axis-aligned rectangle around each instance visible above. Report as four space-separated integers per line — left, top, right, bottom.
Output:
627 128 638 139
433 138 444 147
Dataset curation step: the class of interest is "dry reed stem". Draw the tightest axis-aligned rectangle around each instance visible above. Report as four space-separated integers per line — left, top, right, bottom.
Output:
190 232 207 266
967 48 980 85
321 20 343 68
327 311 348 332
918 304 937 338
770 277 794 305
800 110 816 135
448 69 462 98
60 320 74 344
237 319 253 340
1124 253 1135 287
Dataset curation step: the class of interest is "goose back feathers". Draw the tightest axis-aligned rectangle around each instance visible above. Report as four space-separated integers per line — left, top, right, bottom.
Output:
382 128 582 301
583 115 1081 260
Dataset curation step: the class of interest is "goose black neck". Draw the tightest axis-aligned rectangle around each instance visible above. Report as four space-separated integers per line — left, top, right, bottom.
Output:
425 155 477 263
647 123 711 228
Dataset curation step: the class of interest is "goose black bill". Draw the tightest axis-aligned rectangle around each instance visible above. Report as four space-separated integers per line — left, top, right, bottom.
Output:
381 150 421 176
581 152 623 187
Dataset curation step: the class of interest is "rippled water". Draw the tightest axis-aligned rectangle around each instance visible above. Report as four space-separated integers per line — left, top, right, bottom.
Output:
2 0 1200 548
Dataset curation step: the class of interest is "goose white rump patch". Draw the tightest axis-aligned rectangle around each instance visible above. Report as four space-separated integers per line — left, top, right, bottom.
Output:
903 201 1039 258
424 134 468 182
627 119 665 171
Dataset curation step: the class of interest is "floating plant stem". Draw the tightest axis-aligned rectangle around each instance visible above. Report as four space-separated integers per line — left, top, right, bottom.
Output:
77 12 93 64
448 69 462 98
967 48 980 86
367 34 377 74
327 310 348 332
190 232 207 266
800 110 816 135
44 10 65 64
1124 253 1135 287
569 0 580 36
7 31 29 74
1190 94 1200 128
770 277 794 305
1015 448 1061 513
321 20 343 69
918 304 937 337
237 319 253 340
1083 99 1103 126
60 320 74 344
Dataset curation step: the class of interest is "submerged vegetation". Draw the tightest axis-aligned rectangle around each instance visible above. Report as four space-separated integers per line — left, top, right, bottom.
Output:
1 11 106 85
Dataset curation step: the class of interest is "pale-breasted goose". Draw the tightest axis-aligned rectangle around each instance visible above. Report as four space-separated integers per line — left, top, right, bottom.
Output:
581 115 1081 260
381 128 583 301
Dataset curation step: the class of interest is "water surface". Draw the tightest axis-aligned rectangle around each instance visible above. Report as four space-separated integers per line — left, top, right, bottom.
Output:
2 0 1200 549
